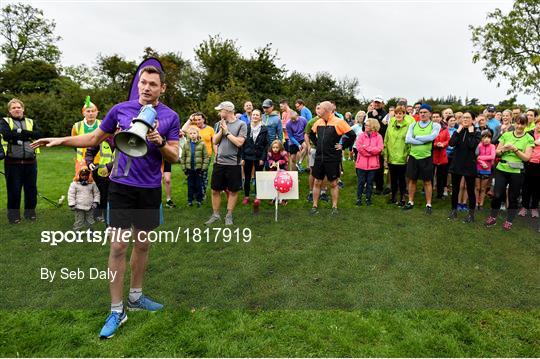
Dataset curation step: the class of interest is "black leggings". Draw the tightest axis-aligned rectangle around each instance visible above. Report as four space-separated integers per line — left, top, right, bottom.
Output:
522 162 540 209
243 159 263 197
491 169 524 222
434 163 449 197
451 173 476 210
389 164 406 201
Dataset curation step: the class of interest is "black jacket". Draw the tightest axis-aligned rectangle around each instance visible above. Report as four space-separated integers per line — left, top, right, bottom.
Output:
242 125 269 161
448 127 481 177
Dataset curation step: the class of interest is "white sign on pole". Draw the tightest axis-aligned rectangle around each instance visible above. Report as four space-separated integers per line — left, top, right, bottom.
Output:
255 171 299 200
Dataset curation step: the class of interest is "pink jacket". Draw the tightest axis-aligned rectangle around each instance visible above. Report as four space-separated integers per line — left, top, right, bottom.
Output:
355 131 384 170
476 142 496 173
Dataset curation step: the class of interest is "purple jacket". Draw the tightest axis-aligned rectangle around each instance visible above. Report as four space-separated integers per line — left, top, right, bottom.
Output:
286 117 307 146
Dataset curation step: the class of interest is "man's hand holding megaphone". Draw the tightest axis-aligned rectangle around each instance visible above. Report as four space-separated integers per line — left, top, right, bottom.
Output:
146 120 165 147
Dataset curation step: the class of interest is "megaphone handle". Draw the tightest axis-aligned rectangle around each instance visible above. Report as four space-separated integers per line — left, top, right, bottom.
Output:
111 150 133 178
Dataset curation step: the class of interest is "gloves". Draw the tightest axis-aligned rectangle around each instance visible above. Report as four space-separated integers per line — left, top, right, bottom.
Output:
91 202 99 209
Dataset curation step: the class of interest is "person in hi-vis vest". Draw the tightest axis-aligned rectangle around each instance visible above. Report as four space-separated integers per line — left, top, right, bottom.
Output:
72 96 101 173
85 129 116 223
0 98 42 224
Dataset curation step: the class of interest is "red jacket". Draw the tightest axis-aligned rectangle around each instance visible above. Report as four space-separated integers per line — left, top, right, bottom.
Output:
432 127 450 165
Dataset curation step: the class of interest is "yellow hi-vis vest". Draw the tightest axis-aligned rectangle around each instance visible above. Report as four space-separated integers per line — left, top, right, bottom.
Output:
95 141 113 177
72 119 101 161
1 117 40 154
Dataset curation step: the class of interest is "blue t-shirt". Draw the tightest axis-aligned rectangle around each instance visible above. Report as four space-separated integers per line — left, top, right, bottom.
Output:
190 141 196 169
100 100 180 188
300 106 312 121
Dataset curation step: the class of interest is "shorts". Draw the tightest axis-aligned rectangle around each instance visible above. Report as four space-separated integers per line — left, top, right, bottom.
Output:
308 148 316 168
312 160 341 181
163 161 171 173
406 156 433 181
211 164 243 192
108 181 163 231
283 140 290 153
288 140 304 155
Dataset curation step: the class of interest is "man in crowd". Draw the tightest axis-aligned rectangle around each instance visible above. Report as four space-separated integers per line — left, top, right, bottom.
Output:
286 111 307 172
367 96 388 195
0 98 41 224
262 99 283 143
280 99 292 150
239 101 253 126
486 104 501 143
205 101 247 226
309 101 356 214
295 99 312 121
32 65 180 339
403 103 441 214
72 96 101 173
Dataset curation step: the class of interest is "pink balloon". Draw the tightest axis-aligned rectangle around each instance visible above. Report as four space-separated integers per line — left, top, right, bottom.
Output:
274 170 293 193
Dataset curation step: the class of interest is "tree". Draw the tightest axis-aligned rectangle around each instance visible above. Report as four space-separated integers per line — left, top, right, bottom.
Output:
0 60 59 93
0 3 61 65
470 0 540 103
194 35 242 95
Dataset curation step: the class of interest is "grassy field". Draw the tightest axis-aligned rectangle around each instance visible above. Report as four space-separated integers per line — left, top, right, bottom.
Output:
0 147 538 357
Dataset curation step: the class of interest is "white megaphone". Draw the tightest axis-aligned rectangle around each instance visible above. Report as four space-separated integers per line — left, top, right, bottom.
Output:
114 105 157 158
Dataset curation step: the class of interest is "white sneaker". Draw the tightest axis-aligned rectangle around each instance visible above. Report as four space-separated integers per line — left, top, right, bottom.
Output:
225 214 233 226
205 214 221 225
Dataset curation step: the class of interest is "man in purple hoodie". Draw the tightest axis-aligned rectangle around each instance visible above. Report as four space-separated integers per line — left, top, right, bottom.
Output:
32 66 180 339
286 111 307 171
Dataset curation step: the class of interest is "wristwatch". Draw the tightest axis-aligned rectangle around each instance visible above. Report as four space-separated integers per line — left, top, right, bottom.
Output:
157 137 166 148
224 132 230 137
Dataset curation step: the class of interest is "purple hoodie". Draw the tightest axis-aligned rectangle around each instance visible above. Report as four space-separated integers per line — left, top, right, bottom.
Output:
286 116 307 145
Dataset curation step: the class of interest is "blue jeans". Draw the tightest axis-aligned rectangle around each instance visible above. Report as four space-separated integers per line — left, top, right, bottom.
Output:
187 169 203 203
356 169 376 201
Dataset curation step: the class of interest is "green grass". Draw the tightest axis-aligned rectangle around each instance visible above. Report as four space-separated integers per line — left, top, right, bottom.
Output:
0 148 538 357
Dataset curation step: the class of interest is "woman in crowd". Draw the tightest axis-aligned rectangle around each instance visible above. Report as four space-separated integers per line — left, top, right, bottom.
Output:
447 112 481 222
475 131 496 211
500 109 514 134
445 116 458 197
182 112 215 196
241 109 268 206
518 117 540 218
485 115 534 230
383 106 411 206
351 111 365 160
432 112 450 199
355 118 383 206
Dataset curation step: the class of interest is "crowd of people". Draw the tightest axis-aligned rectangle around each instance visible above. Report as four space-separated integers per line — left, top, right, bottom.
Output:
2 65 537 339
2 94 539 231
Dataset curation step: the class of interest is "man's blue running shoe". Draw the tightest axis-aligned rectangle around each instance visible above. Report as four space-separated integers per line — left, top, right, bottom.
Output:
99 311 127 339
127 294 163 312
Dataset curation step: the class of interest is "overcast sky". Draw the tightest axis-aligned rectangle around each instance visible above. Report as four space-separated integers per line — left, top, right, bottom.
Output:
5 0 536 107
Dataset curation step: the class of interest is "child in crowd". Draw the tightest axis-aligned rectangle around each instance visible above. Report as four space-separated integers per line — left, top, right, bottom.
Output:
355 118 383 206
181 126 209 207
68 167 100 231
267 139 289 205
475 131 496 210
267 140 288 171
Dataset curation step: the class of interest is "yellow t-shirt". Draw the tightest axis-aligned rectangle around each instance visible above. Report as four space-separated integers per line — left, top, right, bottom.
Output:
197 125 215 156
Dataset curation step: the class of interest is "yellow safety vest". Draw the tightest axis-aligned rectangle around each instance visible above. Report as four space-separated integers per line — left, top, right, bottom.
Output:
73 119 101 161
1 117 40 154
95 141 113 177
